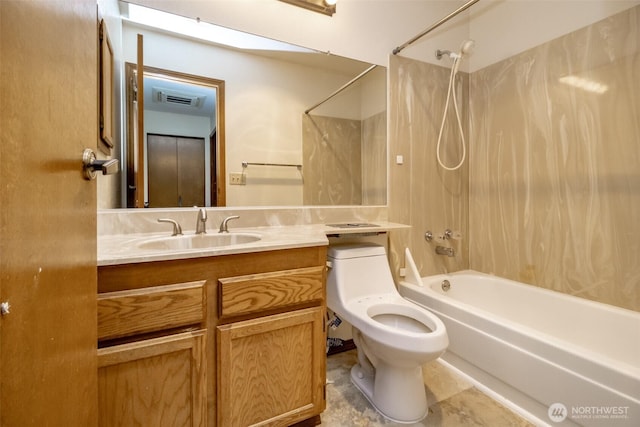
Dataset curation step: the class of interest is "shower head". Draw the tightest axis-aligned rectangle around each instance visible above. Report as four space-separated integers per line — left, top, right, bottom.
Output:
459 39 475 57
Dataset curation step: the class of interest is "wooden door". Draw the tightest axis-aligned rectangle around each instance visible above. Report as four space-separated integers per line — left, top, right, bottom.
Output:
148 134 205 207
0 1 98 425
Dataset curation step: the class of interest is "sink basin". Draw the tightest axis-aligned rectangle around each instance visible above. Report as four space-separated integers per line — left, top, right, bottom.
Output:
137 232 261 251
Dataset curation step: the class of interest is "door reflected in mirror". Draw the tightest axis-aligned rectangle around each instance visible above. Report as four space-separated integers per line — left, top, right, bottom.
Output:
125 64 225 208
119 4 386 208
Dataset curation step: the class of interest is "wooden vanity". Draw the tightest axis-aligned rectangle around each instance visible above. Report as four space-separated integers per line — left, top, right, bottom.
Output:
97 245 327 427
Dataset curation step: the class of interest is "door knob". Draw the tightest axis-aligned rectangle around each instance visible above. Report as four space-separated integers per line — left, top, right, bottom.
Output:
83 148 119 180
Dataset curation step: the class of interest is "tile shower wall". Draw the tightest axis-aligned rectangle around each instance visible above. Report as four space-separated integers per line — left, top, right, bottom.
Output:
389 6 639 312
469 6 640 312
388 55 470 281
303 114 363 205
362 111 387 206
302 112 387 206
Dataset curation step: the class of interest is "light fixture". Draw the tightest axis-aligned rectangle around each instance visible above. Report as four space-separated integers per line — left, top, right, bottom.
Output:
122 3 315 52
279 0 337 16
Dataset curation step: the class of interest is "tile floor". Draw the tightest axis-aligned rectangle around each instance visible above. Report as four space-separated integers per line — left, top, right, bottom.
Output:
320 350 536 426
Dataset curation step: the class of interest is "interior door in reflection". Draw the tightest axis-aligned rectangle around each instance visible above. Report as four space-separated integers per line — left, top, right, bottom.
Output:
148 133 205 207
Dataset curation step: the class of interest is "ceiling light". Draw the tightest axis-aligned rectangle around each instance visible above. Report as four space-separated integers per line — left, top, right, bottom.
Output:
123 3 314 52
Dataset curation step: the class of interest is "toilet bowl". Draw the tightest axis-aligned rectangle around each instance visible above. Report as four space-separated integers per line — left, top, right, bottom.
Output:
326 243 448 424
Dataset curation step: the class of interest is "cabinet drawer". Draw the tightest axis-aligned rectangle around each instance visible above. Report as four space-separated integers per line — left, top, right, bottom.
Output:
98 281 206 341
218 266 324 319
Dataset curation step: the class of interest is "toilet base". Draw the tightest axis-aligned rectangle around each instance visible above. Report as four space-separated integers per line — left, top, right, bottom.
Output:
350 362 429 424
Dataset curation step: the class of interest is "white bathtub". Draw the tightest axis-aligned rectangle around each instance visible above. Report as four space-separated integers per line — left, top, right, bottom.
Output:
398 266 640 427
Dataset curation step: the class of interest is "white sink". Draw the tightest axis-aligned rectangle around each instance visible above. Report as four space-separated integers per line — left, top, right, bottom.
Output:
137 232 261 251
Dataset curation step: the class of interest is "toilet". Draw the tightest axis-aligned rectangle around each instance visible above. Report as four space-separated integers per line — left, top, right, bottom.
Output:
326 243 448 424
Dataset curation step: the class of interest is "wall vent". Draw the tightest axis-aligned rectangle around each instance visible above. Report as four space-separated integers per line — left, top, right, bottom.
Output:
152 86 205 108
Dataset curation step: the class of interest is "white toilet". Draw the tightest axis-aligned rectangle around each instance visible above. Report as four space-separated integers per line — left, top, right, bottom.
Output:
326 243 448 424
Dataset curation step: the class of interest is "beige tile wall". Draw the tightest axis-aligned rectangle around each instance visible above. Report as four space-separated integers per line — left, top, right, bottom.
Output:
302 112 387 207
389 6 639 312
388 55 470 283
469 6 640 312
362 111 387 206
303 114 363 206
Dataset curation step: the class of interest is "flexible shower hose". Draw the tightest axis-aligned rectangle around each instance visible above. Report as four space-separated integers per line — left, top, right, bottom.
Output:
436 56 467 171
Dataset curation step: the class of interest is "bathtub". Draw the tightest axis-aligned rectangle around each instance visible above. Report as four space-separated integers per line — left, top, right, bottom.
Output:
398 260 640 426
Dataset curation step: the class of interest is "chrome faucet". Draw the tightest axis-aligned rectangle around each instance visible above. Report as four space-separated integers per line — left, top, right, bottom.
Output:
195 208 208 234
435 246 455 257
219 215 240 233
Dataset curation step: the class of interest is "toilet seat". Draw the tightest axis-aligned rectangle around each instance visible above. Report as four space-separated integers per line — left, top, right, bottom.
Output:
342 293 447 354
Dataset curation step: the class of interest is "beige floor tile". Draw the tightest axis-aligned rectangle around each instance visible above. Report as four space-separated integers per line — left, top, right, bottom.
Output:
426 388 535 427
322 350 533 427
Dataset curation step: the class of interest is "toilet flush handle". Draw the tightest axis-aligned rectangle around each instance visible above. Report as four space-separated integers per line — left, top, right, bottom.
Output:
326 260 333 269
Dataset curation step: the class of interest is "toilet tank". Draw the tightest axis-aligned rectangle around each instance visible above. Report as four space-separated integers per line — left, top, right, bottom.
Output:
326 243 396 310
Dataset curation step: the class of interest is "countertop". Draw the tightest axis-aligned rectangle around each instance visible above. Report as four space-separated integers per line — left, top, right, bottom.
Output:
98 221 409 266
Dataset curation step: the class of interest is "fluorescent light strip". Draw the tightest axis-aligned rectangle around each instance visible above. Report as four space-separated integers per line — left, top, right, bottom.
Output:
124 3 314 53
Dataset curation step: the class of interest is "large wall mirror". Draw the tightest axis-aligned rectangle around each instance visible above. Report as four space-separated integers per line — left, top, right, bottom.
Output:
118 2 387 208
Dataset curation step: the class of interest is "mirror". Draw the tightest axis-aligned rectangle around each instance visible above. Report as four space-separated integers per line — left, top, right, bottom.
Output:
118 3 387 208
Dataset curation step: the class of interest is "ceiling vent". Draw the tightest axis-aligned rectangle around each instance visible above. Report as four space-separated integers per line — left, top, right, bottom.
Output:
152 86 205 108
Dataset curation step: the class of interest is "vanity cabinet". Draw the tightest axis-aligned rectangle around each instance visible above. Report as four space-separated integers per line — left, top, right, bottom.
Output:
97 246 327 427
217 267 326 427
96 281 207 427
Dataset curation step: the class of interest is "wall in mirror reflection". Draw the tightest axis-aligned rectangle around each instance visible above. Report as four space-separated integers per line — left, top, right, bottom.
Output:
121 22 387 207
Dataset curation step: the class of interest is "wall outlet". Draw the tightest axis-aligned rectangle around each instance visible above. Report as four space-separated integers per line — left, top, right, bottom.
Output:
229 173 246 185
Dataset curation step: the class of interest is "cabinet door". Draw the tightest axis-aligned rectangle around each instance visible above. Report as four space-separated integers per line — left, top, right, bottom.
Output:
98 330 206 427
217 307 326 427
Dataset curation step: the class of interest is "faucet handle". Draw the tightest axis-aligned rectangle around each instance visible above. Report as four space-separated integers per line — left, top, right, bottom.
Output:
443 229 462 240
219 215 240 233
157 218 183 236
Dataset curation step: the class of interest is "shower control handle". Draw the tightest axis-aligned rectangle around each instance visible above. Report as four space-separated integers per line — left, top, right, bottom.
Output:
442 229 462 240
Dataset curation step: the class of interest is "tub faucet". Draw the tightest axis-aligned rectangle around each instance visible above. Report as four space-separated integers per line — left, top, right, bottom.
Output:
195 208 207 234
219 215 240 233
435 246 455 257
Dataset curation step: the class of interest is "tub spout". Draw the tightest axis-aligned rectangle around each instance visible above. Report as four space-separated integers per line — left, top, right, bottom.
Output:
435 246 455 257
